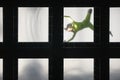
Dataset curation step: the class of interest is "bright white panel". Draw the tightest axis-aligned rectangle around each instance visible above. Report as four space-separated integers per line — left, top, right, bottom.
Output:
0 7 3 42
64 7 94 42
110 8 120 42
64 58 94 80
18 7 49 42
18 59 48 80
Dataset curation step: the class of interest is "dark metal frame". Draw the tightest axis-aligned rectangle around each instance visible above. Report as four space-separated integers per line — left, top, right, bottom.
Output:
0 0 119 80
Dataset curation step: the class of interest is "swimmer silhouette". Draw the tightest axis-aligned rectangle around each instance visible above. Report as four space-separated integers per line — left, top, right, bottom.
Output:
64 9 113 42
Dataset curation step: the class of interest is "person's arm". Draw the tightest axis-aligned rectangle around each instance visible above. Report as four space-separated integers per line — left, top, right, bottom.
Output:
67 32 76 42
109 31 113 37
64 16 75 22
89 22 94 30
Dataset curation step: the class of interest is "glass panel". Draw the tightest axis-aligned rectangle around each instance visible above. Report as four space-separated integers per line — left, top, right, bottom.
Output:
0 59 3 80
18 7 49 42
110 59 120 80
0 7 3 42
64 58 94 80
64 7 94 42
110 8 120 42
18 59 48 80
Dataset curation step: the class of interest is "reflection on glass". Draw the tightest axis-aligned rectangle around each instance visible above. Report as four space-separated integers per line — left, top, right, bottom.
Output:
110 8 120 42
64 58 94 80
110 59 120 80
0 7 3 42
0 59 3 80
18 59 48 80
18 7 48 42
64 7 94 42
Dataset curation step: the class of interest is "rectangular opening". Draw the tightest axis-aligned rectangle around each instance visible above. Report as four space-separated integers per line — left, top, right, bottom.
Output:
18 58 49 80
64 58 94 80
18 7 49 42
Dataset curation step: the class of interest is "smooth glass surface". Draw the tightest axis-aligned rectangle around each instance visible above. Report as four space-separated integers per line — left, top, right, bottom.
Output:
64 58 94 80
0 7 3 42
18 7 49 42
18 59 48 80
0 59 3 80
110 59 120 80
110 8 120 42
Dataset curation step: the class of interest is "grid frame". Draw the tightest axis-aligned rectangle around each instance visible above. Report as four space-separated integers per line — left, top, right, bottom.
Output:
0 0 120 80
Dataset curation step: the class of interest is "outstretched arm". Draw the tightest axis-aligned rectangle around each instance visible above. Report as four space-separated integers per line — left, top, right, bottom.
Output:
89 23 113 37
64 16 75 22
67 32 76 42
89 22 94 30
109 31 113 37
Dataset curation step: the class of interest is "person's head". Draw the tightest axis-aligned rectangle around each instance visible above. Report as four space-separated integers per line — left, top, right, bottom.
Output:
65 23 74 32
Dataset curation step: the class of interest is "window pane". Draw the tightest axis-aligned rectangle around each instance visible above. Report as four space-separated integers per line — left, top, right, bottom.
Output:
64 58 94 80
110 59 120 80
110 8 120 42
0 7 3 42
0 59 3 80
18 59 48 80
18 7 49 42
64 7 94 42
